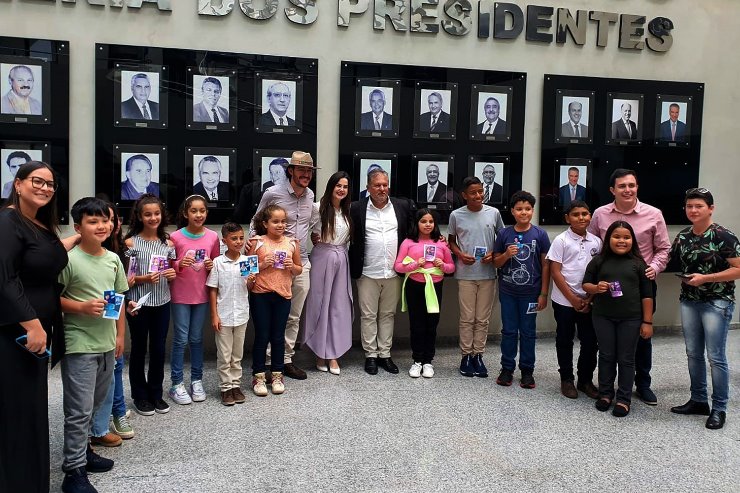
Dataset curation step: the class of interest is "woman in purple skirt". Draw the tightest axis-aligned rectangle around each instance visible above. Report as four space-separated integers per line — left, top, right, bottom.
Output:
303 171 353 374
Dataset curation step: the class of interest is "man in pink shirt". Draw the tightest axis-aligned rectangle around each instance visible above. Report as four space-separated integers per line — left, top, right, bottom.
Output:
588 168 670 406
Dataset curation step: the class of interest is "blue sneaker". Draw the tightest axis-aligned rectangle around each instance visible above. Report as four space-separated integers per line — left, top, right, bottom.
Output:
459 355 475 377
472 354 488 378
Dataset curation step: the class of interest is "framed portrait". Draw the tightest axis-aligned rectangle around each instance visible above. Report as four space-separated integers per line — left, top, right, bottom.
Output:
354 79 401 138
469 155 509 208
606 92 644 145
413 82 458 140
186 147 236 205
554 89 595 144
469 85 513 142
186 68 237 132
655 94 692 147
0 141 50 200
114 144 167 203
113 65 169 129
0 56 52 125
353 152 397 200
253 149 293 193
554 158 592 210
254 73 303 134
414 154 454 209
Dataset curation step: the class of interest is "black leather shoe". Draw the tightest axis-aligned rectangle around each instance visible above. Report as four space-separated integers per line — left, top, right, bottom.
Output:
85 444 114 473
670 399 710 416
283 363 307 380
364 357 378 375
62 466 98 493
705 410 726 430
378 357 399 374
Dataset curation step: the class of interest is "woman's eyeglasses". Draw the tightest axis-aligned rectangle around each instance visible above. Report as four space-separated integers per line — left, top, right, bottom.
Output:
26 176 58 192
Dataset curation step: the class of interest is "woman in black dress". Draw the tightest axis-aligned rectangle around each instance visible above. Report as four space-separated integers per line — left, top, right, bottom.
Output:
0 162 70 493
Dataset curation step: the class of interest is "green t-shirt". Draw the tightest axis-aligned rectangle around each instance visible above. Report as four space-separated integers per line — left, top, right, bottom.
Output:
59 246 129 354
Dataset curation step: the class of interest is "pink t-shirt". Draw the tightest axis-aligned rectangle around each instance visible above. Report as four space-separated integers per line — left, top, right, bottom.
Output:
170 228 221 304
394 238 455 283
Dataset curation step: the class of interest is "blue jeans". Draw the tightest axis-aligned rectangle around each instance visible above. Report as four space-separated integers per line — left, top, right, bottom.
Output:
90 355 125 437
251 292 291 374
680 299 734 412
499 292 538 371
170 303 208 385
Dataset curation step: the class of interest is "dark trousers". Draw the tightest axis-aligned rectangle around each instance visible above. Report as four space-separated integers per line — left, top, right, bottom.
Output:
405 279 443 364
127 303 170 402
593 315 641 405
251 292 290 374
634 280 657 390
552 301 598 382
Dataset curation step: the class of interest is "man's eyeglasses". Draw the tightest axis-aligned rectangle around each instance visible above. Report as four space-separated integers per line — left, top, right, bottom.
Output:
26 176 58 192
685 187 710 196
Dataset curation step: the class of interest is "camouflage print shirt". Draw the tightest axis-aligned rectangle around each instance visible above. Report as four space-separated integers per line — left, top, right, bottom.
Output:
670 223 740 302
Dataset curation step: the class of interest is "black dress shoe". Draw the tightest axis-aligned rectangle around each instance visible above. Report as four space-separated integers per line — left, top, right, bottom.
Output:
364 357 378 375
670 399 710 416
85 444 114 473
705 410 726 430
378 357 399 374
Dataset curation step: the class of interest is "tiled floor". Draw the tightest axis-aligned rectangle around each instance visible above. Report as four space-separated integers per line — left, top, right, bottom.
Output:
48 332 739 492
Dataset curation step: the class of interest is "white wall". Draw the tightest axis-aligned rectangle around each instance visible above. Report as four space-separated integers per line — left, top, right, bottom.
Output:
2 0 738 330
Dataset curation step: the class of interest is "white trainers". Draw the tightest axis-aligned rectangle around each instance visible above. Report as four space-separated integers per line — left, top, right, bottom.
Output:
422 364 435 378
409 362 423 378
190 380 206 402
169 383 192 405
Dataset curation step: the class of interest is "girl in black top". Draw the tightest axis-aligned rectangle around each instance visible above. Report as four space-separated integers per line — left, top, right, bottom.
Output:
583 220 653 417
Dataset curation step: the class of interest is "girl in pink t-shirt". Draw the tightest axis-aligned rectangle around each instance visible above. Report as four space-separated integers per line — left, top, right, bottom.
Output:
168 195 220 405
394 209 454 379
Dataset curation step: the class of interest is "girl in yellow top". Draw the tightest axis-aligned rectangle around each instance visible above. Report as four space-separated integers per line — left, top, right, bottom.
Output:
247 205 302 396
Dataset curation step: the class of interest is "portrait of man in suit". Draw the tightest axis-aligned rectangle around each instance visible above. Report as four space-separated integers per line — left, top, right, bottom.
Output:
477 163 504 205
418 91 450 133
360 88 393 131
558 166 587 208
261 157 289 192
121 72 160 120
192 76 229 124
120 154 160 200
258 81 295 127
417 162 447 203
561 100 589 138
193 155 230 201
1 150 32 199
611 102 638 140
476 96 507 136
1 65 42 115
659 103 687 142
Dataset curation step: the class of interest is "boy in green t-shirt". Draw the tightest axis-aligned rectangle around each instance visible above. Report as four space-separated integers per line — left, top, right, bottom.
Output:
59 197 129 493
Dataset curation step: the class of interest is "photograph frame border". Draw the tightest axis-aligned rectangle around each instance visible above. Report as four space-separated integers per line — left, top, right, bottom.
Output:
185 146 237 207
413 82 458 140
186 68 238 132
468 155 511 210
113 63 169 130
0 55 52 125
0 140 51 201
254 72 304 135
413 153 455 210
605 92 644 146
553 157 593 211
469 84 514 142
354 79 401 139
654 94 692 148
114 143 168 205
554 88 595 145
353 152 398 200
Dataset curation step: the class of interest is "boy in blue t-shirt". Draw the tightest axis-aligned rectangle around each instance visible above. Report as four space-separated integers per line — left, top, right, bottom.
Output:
493 190 551 389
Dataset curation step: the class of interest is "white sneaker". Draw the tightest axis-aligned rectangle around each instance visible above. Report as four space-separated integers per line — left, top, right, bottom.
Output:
169 383 192 405
190 380 206 402
422 364 435 378
409 362 423 378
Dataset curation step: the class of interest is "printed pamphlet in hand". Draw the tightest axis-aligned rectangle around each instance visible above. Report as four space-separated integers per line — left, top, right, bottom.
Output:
474 246 487 262
274 250 287 269
526 302 539 314
131 292 151 312
195 249 206 262
149 254 167 273
247 255 259 274
127 255 137 278
103 291 125 320
239 261 249 277
424 245 437 262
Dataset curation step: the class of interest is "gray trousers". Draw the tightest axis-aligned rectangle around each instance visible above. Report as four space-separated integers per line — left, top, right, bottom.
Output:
61 351 115 471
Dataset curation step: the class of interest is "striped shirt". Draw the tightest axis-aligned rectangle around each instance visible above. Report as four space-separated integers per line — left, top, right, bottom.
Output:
126 236 176 307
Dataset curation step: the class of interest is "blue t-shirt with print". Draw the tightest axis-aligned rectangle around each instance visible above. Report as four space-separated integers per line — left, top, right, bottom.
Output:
494 225 551 297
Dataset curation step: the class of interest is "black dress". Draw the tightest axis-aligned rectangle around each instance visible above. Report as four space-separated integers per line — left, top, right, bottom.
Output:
0 209 68 493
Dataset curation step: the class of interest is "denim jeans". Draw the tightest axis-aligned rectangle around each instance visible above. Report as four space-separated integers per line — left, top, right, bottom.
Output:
552 302 598 382
90 355 125 437
170 303 208 385
680 299 734 412
499 291 538 371
251 292 291 374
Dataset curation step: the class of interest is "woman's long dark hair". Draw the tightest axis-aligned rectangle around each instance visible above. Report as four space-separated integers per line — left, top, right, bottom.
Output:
103 202 126 258
600 220 644 261
125 193 169 244
253 205 285 236
320 171 353 243
0 161 59 233
408 208 441 242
